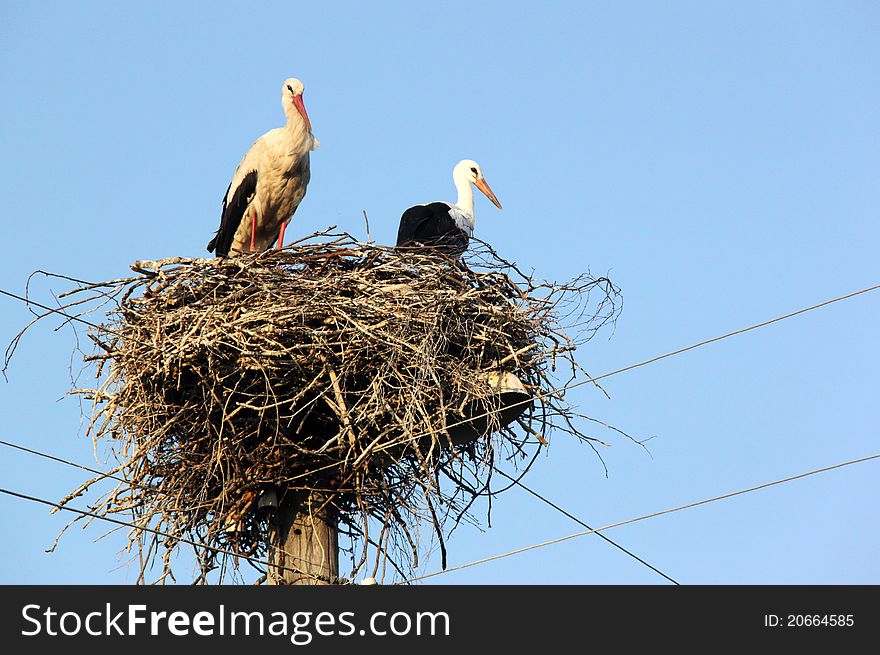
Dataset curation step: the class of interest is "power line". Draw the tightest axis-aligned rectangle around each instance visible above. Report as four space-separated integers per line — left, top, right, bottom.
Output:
0 288 110 332
494 468 678 584
585 282 880 384
0 438 346 583
0 438 126 485
0 437 353 583
3 435 679 583
0 485 327 584
2 434 676 584
400 453 880 584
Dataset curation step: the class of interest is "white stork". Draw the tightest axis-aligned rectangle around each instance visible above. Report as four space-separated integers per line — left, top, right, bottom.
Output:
395 159 502 257
207 78 318 257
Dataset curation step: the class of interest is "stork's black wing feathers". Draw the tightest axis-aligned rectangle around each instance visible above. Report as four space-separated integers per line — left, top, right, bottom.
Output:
207 170 258 256
396 202 469 257
396 204 436 246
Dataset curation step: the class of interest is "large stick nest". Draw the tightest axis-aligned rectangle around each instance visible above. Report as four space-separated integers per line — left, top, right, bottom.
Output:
34 232 621 583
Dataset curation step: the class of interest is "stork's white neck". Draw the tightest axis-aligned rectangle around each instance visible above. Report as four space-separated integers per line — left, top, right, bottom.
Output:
284 105 318 151
453 174 475 228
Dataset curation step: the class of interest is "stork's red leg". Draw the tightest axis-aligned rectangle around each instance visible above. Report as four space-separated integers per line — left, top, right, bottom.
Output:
276 221 287 250
249 210 257 252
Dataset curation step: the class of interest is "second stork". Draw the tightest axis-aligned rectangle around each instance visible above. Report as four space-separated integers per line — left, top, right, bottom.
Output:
396 160 502 258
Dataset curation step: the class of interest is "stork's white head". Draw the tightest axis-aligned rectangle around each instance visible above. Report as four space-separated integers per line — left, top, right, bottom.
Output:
453 159 502 209
282 77 313 135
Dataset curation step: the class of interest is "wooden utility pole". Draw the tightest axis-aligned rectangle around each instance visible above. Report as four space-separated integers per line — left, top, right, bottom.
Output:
267 491 339 585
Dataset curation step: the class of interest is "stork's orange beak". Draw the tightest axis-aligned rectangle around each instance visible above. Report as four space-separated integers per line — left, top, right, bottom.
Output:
475 176 502 209
293 94 312 133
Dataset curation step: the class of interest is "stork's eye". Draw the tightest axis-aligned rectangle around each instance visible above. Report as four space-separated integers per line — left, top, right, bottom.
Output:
287 84 294 93
470 167 478 174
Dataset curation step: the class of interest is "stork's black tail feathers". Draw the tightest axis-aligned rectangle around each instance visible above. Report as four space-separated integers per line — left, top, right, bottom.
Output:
208 170 258 257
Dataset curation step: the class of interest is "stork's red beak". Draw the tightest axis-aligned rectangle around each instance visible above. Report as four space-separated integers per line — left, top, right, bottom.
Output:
292 94 312 133
475 176 502 209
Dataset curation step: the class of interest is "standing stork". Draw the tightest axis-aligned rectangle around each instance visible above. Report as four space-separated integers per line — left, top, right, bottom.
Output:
395 159 502 257
207 78 318 257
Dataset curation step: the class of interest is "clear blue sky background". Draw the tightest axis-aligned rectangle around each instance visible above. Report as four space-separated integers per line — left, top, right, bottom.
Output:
1 1 877 584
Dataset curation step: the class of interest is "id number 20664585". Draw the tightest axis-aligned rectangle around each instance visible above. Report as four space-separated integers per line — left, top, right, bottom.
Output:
764 614 854 628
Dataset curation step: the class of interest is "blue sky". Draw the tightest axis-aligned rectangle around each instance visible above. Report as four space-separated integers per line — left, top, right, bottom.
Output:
0 1 877 584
